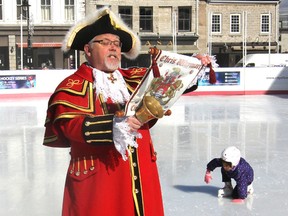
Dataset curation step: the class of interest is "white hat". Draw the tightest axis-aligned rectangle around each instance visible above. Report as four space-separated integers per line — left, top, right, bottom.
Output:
221 146 241 166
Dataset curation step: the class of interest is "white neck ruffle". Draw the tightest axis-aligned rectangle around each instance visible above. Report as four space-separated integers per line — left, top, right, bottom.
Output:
92 68 130 104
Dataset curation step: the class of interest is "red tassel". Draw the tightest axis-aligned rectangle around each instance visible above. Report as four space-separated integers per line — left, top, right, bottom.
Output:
152 58 160 78
208 63 216 84
149 47 161 78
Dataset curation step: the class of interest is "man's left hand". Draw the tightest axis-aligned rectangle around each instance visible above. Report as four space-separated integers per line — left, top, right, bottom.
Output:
194 54 211 66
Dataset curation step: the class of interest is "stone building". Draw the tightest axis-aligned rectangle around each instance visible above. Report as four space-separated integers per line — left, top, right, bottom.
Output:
0 0 283 70
279 0 288 53
201 0 281 66
0 0 83 70
85 0 202 68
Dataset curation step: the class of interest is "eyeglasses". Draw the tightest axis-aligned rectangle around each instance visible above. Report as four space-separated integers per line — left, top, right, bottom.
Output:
92 39 122 48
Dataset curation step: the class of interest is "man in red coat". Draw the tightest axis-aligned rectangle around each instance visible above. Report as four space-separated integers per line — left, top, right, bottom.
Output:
43 7 211 216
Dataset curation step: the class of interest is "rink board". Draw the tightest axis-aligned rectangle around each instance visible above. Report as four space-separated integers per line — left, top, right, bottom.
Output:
0 67 288 98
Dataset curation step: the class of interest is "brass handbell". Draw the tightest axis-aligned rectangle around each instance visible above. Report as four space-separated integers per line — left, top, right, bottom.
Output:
135 96 164 124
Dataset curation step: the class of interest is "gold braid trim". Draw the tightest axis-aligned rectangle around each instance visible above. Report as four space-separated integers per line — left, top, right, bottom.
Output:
49 82 95 113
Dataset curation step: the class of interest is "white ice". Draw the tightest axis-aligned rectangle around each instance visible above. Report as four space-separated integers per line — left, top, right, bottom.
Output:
0 95 288 216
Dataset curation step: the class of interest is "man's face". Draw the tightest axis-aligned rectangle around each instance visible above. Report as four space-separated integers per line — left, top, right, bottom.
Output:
84 33 122 72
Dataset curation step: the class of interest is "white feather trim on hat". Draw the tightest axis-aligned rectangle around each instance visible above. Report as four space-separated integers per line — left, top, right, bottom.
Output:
61 7 141 59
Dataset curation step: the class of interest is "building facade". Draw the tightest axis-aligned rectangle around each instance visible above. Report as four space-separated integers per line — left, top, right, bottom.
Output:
0 0 284 70
0 0 85 70
85 0 203 68
201 0 281 66
279 0 288 54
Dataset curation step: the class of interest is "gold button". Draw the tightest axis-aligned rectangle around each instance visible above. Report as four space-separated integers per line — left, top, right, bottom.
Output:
133 162 137 167
135 189 139 194
134 176 138 180
85 132 90 136
85 121 91 126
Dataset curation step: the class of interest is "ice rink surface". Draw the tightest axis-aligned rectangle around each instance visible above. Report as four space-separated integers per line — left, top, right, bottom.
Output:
1 94 288 216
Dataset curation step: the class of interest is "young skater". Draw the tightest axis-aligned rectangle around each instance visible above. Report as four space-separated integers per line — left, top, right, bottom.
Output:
204 146 254 203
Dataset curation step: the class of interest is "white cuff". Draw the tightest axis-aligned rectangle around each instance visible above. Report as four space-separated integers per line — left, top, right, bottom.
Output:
113 116 142 161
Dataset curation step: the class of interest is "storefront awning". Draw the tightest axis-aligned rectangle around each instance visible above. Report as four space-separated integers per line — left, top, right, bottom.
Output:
16 42 62 48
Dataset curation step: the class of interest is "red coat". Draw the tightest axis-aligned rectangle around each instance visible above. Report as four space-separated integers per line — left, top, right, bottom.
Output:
43 63 164 216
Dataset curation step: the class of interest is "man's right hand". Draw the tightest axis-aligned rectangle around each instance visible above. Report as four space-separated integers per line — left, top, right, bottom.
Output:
126 116 142 132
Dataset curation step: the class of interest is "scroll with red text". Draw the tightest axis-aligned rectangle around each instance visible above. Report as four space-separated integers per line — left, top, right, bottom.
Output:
125 47 205 123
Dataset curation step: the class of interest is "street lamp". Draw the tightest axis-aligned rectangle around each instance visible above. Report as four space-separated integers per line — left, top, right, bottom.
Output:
22 0 32 69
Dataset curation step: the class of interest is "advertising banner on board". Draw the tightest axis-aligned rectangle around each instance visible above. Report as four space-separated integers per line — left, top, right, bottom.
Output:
0 75 36 89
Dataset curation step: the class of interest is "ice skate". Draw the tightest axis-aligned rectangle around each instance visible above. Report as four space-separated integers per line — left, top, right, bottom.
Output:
218 182 233 198
247 184 254 195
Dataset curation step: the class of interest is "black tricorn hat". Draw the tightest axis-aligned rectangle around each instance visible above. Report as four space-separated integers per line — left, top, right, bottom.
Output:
62 7 141 59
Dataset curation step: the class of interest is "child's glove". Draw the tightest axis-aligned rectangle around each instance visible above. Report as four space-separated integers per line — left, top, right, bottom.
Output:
204 170 212 184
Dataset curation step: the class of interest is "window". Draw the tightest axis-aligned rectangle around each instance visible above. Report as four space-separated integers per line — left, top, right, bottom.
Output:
279 15 288 29
0 0 2 20
261 14 270 33
140 7 153 32
17 0 27 20
41 0 51 21
230 14 240 33
211 14 221 33
65 0 74 21
119 6 132 28
178 7 191 31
